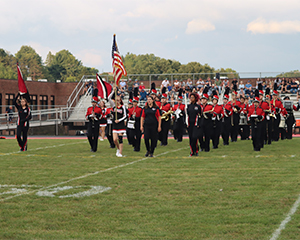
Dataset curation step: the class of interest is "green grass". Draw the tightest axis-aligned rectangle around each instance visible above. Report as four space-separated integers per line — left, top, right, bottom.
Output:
0 137 300 239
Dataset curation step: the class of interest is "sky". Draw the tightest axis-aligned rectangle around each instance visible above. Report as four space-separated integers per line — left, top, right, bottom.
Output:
0 0 300 76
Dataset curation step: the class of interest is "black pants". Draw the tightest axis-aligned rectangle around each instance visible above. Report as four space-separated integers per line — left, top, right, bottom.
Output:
127 120 142 151
202 119 212 152
251 121 263 151
264 118 273 144
230 114 240 142
87 122 99 152
173 118 184 142
239 124 249 140
286 115 295 139
211 120 221 148
144 125 158 154
222 117 231 145
105 124 115 148
17 125 29 150
188 125 200 155
159 119 171 145
260 119 266 148
272 114 280 141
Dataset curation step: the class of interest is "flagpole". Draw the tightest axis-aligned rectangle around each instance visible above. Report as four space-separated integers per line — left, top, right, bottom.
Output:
113 34 118 121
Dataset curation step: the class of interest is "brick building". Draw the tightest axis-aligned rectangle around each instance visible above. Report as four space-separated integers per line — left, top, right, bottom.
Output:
0 79 78 113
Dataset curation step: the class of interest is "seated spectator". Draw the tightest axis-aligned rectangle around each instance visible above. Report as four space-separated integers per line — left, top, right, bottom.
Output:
223 79 229 88
290 79 298 94
119 79 127 90
281 79 287 93
238 80 245 90
161 78 170 91
196 78 204 89
245 81 252 95
127 78 133 92
139 88 147 101
274 77 282 90
167 84 172 92
286 78 292 91
5 106 14 123
215 78 222 93
181 80 186 88
186 78 193 89
174 79 181 91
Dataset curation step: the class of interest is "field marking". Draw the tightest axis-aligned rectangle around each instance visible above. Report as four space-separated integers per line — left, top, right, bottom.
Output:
0 140 86 156
270 194 300 240
0 147 188 202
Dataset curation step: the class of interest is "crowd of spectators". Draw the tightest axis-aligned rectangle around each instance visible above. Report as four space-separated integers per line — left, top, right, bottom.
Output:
84 76 300 104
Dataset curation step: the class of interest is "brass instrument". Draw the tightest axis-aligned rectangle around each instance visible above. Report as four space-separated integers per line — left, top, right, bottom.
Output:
161 110 173 121
203 109 214 119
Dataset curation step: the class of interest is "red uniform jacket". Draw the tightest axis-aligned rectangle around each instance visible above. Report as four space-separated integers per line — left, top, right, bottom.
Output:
128 106 142 118
223 102 233 117
212 104 223 120
247 105 265 121
202 103 214 119
85 106 102 121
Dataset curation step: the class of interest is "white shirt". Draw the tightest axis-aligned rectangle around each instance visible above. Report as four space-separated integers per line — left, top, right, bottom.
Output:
161 80 169 87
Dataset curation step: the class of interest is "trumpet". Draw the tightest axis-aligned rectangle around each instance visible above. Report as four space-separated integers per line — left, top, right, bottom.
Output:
161 110 173 121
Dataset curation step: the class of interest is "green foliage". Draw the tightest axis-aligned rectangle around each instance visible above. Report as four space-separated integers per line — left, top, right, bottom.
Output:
277 70 300 78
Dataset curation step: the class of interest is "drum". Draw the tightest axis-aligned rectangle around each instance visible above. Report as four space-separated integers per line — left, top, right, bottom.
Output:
239 114 247 125
279 117 286 128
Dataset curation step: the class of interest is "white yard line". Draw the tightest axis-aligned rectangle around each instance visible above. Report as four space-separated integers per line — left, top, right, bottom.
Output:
0 140 86 156
270 194 300 240
0 147 188 202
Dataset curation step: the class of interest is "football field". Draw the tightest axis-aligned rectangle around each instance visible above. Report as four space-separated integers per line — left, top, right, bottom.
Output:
0 137 300 239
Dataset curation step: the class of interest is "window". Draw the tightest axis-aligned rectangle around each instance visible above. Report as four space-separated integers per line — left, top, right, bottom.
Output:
5 94 15 107
50 95 55 108
39 95 48 109
30 95 37 110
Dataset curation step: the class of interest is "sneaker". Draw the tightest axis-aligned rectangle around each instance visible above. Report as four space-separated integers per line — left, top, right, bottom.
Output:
100 138 104 141
116 149 120 156
145 151 150 157
149 154 153 157
116 152 123 157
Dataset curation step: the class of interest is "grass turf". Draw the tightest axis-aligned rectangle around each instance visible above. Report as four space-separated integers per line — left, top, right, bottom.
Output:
0 137 299 239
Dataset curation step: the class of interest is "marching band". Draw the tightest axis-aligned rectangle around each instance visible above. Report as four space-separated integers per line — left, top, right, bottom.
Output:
85 82 300 156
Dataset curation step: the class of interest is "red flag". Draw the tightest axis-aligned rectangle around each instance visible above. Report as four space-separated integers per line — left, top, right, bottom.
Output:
112 34 127 86
96 74 112 99
17 63 28 94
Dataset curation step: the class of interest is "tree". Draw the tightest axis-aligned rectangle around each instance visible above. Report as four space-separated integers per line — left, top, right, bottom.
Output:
15 46 45 81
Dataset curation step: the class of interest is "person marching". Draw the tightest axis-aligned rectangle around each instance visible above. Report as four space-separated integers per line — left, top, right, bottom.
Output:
108 86 127 157
271 83 285 141
13 92 32 151
126 95 133 146
85 96 102 152
230 85 240 142
127 88 143 152
260 88 275 145
282 96 299 139
211 90 223 149
221 87 233 145
140 95 162 157
105 106 115 148
186 92 202 156
258 83 267 148
247 90 265 151
159 87 172 146
98 100 108 141
200 87 214 152
172 89 185 142
238 96 249 140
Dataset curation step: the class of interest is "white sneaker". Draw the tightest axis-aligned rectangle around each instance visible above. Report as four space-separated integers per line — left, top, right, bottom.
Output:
116 149 120 156
116 152 123 157
100 137 104 141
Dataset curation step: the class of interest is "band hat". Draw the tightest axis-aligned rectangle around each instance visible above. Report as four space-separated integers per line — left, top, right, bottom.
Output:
92 96 98 103
161 93 167 99
133 96 139 102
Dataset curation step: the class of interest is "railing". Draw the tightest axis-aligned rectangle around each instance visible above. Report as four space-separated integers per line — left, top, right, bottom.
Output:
0 107 79 130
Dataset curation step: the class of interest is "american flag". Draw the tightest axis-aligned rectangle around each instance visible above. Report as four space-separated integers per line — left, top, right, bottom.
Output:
112 34 127 86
